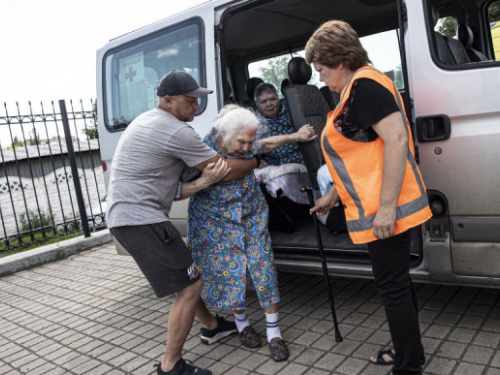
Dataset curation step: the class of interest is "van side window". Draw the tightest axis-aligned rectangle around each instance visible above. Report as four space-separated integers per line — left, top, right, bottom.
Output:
102 18 205 130
430 0 499 67
489 0 500 60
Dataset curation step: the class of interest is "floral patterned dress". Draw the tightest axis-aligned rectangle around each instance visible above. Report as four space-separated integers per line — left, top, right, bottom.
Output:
182 130 280 310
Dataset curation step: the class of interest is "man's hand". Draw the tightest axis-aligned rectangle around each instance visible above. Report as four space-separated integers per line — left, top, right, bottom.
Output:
295 124 318 142
199 158 230 187
177 158 230 200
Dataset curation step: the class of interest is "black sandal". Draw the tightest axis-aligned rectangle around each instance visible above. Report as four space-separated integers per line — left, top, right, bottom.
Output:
370 349 395 366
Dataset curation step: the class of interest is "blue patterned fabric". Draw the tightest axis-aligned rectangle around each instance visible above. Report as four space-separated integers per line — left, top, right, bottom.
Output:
182 128 280 310
257 101 305 166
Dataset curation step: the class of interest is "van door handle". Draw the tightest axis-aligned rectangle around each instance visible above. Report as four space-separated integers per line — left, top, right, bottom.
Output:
416 114 451 142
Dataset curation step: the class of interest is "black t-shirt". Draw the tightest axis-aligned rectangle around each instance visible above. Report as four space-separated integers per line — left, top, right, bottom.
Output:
334 78 399 142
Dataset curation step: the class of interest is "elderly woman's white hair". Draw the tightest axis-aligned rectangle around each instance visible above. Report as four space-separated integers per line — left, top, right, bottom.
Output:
213 104 266 154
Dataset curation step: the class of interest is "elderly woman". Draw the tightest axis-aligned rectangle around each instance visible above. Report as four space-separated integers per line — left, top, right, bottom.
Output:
306 21 432 374
181 105 315 362
254 82 304 166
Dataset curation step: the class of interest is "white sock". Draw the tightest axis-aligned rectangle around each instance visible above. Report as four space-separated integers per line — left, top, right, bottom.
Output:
234 312 250 332
265 312 282 342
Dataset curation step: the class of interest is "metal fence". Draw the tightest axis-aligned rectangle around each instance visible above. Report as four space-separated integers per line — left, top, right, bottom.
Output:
0 100 106 252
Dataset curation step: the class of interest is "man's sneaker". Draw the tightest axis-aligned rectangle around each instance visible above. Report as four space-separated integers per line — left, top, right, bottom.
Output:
200 314 237 345
154 358 212 375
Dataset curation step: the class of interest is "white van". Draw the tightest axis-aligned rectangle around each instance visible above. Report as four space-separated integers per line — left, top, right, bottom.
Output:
97 0 500 288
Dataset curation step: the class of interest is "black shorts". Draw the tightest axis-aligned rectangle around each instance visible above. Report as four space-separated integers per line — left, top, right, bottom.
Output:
110 221 200 298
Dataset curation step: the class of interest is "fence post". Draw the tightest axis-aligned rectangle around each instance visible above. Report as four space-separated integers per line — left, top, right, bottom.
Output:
58 100 91 238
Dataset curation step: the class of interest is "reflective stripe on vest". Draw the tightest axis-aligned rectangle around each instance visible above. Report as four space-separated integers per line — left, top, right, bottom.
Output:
321 66 431 242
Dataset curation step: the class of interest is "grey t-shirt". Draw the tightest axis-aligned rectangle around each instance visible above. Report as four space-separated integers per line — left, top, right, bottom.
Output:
106 107 216 228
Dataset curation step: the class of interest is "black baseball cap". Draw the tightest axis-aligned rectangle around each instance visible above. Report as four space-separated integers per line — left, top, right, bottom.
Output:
156 70 213 97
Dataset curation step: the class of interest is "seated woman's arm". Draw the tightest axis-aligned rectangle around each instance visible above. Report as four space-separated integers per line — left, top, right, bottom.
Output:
258 124 317 153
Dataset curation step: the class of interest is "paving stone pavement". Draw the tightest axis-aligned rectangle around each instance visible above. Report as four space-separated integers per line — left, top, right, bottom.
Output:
1 241 500 375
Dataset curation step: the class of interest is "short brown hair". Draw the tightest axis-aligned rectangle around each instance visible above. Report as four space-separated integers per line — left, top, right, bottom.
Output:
305 20 371 71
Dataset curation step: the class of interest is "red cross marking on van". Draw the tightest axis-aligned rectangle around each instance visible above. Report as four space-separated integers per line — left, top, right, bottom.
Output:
125 67 136 82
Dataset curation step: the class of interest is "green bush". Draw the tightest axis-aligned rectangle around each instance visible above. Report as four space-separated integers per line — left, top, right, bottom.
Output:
19 209 54 232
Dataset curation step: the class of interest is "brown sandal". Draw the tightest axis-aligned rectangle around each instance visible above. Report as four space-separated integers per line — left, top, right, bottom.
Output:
269 337 289 362
239 326 262 348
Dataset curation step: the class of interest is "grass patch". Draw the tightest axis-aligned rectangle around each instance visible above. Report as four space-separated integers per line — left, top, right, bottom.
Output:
0 231 83 258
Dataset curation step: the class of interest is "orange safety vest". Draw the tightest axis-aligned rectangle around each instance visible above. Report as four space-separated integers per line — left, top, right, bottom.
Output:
321 66 432 244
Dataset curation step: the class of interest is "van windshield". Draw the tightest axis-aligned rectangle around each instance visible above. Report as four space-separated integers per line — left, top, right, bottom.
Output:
102 18 206 130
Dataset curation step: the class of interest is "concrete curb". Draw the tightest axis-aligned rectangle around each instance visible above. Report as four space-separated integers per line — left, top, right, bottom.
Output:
0 229 113 277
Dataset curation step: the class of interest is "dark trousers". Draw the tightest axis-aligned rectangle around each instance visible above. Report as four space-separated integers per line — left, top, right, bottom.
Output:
368 230 423 375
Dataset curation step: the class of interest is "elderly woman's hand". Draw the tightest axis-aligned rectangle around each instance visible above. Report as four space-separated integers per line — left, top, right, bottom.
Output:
199 158 230 188
295 124 318 142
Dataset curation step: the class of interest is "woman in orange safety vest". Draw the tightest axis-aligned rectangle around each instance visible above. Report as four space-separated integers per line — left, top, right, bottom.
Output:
306 20 432 375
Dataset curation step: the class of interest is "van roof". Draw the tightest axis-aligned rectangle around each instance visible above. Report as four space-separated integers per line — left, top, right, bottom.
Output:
221 0 398 63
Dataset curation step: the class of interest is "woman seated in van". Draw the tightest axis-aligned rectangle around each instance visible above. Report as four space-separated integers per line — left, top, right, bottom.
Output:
180 104 316 362
253 82 317 225
254 82 304 165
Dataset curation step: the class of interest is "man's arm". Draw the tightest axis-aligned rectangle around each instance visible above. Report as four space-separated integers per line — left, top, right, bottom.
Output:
177 158 230 200
195 154 258 181
259 124 317 153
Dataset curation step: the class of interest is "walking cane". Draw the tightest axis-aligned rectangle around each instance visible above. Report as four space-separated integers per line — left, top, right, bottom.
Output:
301 186 343 342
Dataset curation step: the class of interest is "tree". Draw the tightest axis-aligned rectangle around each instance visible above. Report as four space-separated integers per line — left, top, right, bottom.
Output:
256 52 322 95
393 64 404 91
82 125 98 140
82 113 98 140
489 2 500 22
437 16 456 38
29 129 41 146
259 56 289 94
10 136 24 149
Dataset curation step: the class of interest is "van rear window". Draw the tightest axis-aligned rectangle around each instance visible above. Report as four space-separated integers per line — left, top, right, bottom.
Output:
102 18 205 130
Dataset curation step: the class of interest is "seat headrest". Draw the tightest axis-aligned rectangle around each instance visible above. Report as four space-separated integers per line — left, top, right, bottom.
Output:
245 77 264 98
288 57 312 85
280 78 291 96
457 24 474 47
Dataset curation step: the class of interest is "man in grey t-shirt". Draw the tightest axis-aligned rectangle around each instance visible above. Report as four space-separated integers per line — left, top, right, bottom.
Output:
107 71 257 375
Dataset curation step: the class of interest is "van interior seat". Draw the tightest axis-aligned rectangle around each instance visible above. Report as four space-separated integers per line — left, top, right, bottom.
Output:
457 24 489 62
280 78 291 97
242 77 264 110
434 31 471 65
431 4 470 66
320 86 340 110
283 57 332 189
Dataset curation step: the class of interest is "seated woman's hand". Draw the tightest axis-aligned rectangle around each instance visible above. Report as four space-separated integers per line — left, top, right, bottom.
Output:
295 124 318 142
199 158 231 187
310 186 339 216
310 195 336 216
